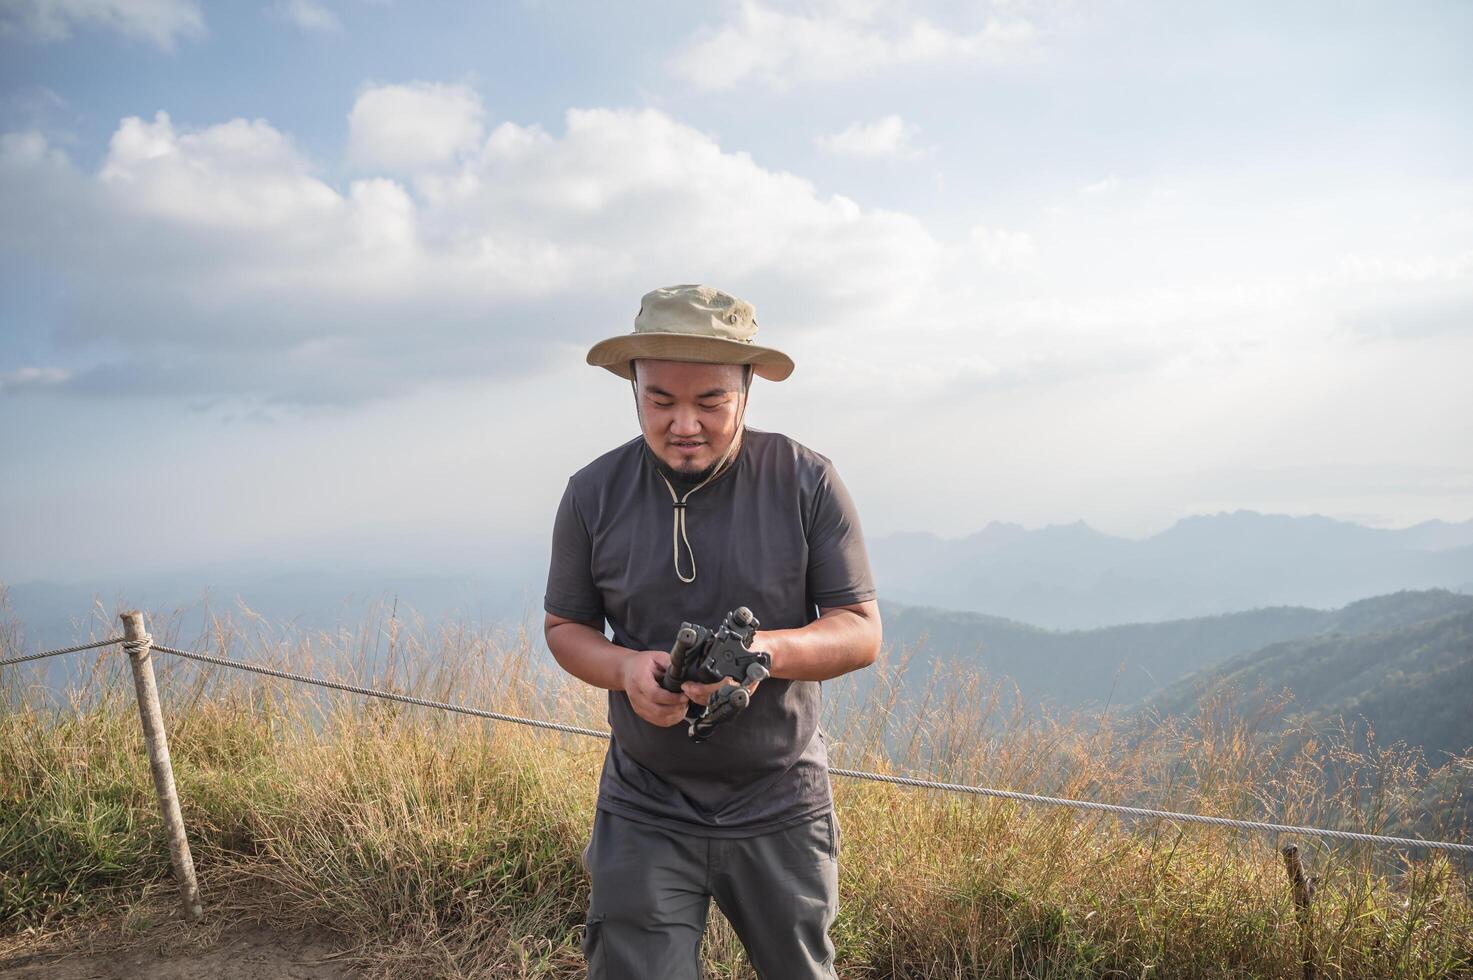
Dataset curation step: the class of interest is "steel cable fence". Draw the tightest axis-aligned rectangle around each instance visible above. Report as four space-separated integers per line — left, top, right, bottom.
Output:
6 632 1473 855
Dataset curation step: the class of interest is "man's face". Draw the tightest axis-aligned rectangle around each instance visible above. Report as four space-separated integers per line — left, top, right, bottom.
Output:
634 359 748 481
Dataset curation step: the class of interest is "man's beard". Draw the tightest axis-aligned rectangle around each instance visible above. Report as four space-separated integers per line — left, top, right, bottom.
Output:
646 432 742 490
653 453 721 490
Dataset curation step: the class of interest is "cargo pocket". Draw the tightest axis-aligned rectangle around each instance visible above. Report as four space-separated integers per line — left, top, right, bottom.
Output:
582 914 604 972
581 808 600 875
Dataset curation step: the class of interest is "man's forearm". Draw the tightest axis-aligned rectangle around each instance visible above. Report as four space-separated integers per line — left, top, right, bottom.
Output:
546 621 632 691
760 601 882 682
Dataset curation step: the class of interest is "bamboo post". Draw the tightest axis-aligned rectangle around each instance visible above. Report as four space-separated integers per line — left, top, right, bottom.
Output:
1281 843 1316 980
121 611 203 922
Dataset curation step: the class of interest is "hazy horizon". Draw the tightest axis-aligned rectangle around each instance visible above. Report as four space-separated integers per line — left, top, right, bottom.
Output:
4 505 1472 586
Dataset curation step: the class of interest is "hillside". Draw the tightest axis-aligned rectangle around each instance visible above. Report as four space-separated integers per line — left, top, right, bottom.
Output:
4 610 1471 978
873 589 1473 717
871 512 1473 628
1151 607 1473 761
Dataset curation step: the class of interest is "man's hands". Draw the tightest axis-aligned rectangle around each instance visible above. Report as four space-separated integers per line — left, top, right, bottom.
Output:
681 675 763 707
618 649 763 726
544 614 754 729
551 602 880 734
620 650 690 727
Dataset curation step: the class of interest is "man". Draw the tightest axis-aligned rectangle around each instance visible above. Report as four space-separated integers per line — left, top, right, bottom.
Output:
543 283 882 979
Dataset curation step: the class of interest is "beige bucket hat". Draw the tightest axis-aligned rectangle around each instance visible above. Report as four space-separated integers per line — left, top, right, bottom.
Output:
586 284 794 381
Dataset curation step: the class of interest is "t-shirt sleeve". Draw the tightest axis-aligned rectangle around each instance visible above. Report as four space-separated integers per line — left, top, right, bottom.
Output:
543 478 606 626
806 463 878 607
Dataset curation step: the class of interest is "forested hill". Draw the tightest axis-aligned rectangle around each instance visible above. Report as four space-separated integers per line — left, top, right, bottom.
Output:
1150 606 1473 761
875 589 1473 714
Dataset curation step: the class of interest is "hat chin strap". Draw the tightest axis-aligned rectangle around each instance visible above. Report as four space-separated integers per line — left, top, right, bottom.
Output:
631 367 751 584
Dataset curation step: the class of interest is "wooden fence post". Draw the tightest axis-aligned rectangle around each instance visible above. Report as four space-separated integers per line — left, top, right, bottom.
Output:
121 611 203 922
1281 843 1316 980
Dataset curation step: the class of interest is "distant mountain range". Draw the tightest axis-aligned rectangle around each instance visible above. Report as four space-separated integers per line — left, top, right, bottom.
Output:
871 511 1473 629
10 513 1469 655
871 589 1473 717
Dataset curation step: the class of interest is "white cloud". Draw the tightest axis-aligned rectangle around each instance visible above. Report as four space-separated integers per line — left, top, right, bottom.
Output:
1080 175 1120 195
670 0 1035 91
1333 250 1473 285
347 82 485 173
99 111 341 228
0 0 203 48
0 129 69 168
7 88 1461 415
967 225 1037 271
1328 250 1473 340
268 0 340 33
0 100 978 404
0 366 71 391
816 114 925 159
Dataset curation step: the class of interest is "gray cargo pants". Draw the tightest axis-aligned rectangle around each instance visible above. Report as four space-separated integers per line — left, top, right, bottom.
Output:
581 807 841 979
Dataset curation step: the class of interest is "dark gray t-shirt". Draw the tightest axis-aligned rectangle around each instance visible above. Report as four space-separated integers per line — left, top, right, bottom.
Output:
544 427 877 837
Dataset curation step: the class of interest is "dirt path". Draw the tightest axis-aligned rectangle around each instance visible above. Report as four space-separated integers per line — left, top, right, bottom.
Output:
0 923 357 980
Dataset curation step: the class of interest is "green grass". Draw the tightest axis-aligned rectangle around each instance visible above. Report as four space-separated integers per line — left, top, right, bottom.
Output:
2 600 1471 978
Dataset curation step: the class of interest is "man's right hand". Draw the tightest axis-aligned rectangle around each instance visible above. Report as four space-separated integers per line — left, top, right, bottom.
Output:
620 650 690 727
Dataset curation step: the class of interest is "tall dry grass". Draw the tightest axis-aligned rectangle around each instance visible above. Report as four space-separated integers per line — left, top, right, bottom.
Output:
2 599 1471 978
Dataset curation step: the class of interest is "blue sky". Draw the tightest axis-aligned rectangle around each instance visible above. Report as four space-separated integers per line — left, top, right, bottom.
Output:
2 0 1471 581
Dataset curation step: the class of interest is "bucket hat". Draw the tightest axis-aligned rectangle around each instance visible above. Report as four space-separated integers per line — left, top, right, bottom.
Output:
586 284 794 381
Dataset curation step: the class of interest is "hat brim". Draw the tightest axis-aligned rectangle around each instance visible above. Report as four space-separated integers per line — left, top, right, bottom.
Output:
586 332 794 382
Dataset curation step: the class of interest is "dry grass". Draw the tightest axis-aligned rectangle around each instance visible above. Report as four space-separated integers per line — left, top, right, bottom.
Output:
2 599 1471 978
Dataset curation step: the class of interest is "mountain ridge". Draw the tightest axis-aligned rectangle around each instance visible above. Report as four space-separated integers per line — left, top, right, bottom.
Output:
872 510 1473 628
1148 605 1473 761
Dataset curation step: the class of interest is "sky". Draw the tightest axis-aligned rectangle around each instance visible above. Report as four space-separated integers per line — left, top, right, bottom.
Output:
1 0 1471 583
